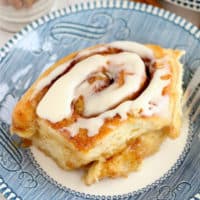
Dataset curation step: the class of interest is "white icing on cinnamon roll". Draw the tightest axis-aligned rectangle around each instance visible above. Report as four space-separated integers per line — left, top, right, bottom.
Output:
35 41 171 137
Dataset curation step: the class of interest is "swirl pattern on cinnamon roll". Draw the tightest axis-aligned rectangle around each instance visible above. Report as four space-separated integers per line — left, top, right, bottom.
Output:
35 41 171 137
11 41 184 184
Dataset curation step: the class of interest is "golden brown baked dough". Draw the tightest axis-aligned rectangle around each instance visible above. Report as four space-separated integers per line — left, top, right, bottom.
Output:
84 131 166 185
11 41 183 184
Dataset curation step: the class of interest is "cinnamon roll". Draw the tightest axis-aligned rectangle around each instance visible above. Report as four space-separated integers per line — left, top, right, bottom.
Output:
11 41 184 184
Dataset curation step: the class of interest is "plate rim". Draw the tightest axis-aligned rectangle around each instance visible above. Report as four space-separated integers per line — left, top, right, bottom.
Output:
0 0 199 199
164 0 200 12
0 0 200 64
0 176 21 200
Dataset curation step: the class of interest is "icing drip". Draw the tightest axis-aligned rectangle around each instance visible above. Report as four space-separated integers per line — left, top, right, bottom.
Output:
35 41 171 137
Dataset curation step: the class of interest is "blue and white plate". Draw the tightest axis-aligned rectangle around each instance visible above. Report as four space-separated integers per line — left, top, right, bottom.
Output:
0 1 200 200
164 0 200 11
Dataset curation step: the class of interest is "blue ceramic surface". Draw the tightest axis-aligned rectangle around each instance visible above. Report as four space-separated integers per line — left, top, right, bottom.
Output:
0 1 200 199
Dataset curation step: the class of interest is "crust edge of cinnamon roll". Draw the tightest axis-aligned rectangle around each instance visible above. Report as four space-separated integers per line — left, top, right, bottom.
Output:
11 42 184 184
